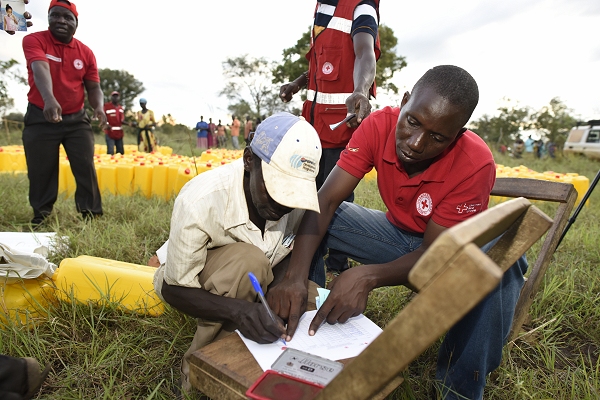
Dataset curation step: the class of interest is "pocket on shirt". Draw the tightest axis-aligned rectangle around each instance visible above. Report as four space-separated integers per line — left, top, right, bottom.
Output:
316 47 342 82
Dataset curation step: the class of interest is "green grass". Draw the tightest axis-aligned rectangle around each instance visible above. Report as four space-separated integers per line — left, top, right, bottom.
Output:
1 128 600 399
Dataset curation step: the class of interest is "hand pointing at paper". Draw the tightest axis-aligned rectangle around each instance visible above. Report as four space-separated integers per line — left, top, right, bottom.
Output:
308 266 374 336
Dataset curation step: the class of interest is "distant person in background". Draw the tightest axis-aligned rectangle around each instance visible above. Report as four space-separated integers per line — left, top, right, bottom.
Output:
534 139 544 158
3 4 19 31
513 138 524 158
524 135 534 154
22 0 105 225
103 91 125 155
244 115 253 146
229 115 241 149
547 141 556 158
195 116 209 149
208 117 216 148
216 119 227 148
136 98 156 152
3 0 31 35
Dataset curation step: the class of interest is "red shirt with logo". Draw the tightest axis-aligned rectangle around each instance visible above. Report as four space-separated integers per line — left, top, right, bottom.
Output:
23 30 100 115
337 106 496 234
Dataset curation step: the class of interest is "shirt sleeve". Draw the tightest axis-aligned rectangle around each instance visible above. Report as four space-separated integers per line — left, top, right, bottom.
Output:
83 48 100 82
162 197 210 289
337 117 376 179
431 162 496 228
352 0 378 40
22 34 48 65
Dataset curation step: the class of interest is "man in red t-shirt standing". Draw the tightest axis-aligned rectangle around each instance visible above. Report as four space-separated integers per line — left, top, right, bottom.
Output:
21 0 106 225
103 91 125 155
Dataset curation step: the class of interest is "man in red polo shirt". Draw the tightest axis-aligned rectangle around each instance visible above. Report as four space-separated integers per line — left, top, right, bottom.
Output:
269 65 529 399
22 0 105 225
103 91 125 155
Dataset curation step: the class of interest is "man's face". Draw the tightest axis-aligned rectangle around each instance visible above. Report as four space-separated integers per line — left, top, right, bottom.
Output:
140 101 147 108
395 86 467 168
48 6 77 43
111 94 119 103
247 153 293 221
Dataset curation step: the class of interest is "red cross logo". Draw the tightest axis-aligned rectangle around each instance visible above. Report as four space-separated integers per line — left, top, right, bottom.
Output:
416 193 433 216
322 62 334 75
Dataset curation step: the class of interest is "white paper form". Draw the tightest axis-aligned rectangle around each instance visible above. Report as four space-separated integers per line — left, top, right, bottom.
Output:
237 310 382 371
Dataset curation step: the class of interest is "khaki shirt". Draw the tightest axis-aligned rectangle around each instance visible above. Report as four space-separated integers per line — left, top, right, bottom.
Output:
153 159 304 297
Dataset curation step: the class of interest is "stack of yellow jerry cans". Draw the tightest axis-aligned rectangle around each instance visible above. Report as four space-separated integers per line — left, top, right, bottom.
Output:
494 165 590 206
60 146 242 200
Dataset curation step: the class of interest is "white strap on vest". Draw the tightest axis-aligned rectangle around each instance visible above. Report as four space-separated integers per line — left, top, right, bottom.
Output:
307 90 353 105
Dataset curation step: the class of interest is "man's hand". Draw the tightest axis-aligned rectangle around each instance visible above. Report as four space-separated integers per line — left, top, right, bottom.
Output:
93 107 107 126
309 266 373 335
279 82 299 103
344 92 372 129
236 301 286 344
43 98 62 123
5 0 32 35
267 278 309 341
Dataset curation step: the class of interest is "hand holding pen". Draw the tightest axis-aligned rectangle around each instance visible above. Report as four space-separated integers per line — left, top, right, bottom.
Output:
248 272 287 345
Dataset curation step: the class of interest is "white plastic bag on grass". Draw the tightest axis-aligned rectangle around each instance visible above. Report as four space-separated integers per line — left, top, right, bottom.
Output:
0 242 57 283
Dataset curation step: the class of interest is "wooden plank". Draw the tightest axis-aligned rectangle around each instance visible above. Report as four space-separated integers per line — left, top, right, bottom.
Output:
409 198 530 290
508 185 578 341
486 206 552 272
491 178 574 202
188 333 261 399
315 244 502 400
188 360 248 400
188 293 321 398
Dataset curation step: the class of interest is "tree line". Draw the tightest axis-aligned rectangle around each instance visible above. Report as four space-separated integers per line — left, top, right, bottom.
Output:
470 97 578 150
0 25 581 149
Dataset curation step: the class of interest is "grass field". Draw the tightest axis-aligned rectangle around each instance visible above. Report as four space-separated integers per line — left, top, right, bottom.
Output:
1 128 599 399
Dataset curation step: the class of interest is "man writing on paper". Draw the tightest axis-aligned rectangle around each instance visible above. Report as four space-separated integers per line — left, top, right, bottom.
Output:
152 112 322 393
268 65 528 399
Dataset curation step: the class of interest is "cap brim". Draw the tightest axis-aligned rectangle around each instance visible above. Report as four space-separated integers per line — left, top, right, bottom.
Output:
262 160 320 213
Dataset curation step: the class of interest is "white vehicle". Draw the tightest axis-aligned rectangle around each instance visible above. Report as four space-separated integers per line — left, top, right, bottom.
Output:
563 120 600 159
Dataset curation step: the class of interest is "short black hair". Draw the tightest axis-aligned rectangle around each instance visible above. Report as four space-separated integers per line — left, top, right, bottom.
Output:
6 4 12 10
413 65 479 122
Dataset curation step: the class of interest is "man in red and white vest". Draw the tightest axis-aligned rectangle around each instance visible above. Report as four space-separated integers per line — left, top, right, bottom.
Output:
103 91 125 155
279 0 381 277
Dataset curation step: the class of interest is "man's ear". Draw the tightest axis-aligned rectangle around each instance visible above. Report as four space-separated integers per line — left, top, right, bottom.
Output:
400 91 411 108
243 147 253 172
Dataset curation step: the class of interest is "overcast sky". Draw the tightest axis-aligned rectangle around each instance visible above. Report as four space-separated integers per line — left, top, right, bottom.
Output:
1 0 599 128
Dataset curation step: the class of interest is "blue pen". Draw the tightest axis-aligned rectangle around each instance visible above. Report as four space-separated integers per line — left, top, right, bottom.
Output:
248 272 287 345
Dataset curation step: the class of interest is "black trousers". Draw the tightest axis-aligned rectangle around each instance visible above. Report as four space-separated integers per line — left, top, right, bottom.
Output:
22 103 103 220
317 147 354 272
0 355 27 400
